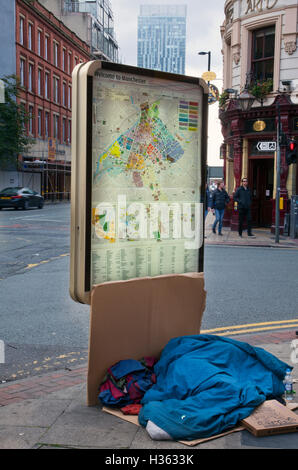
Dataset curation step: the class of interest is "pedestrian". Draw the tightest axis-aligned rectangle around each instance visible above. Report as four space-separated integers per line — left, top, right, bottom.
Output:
211 181 230 236
205 183 211 219
234 177 255 237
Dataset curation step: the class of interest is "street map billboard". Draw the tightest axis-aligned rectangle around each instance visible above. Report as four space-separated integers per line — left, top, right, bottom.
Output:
70 61 208 304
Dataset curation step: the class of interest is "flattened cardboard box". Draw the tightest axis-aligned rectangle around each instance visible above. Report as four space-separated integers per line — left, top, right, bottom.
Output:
103 402 298 446
87 273 206 406
241 400 298 437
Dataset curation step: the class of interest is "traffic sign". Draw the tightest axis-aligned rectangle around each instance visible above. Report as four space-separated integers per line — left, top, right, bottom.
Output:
256 141 276 151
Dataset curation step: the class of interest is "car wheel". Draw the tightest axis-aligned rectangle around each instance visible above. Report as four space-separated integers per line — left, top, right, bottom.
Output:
38 202 44 209
22 200 29 210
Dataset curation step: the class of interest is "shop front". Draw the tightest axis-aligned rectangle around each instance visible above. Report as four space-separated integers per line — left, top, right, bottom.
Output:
220 94 298 234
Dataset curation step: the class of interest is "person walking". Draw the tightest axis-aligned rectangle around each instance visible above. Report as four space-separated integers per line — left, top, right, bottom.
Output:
205 183 212 219
234 178 255 237
211 181 230 236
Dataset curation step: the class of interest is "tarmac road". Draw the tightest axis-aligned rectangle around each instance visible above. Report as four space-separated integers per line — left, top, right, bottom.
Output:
0 203 297 383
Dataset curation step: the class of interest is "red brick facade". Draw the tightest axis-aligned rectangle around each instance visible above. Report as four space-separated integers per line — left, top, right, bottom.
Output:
15 0 90 148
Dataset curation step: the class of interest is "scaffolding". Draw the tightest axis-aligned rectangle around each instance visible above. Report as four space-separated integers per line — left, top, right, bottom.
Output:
21 157 71 201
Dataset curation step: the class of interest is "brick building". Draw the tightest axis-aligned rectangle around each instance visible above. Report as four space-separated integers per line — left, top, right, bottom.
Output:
16 0 91 199
1 0 91 198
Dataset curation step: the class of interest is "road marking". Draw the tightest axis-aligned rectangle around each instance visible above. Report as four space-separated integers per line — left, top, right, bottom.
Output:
214 324 298 336
24 253 70 270
7 351 88 380
201 319 298 336
14 218 66 223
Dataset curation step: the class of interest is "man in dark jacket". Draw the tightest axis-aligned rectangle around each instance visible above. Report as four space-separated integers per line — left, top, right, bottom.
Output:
234 178 255 237
211 181 230 235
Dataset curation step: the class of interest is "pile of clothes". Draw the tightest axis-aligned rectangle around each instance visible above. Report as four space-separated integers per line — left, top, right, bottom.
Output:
98 356 157 415
98 335 291 441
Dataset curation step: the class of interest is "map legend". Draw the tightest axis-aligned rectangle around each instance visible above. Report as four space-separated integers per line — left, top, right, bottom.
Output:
179 100 199 132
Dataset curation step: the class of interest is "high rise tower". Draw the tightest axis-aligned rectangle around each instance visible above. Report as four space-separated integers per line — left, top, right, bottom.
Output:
137 4 186 75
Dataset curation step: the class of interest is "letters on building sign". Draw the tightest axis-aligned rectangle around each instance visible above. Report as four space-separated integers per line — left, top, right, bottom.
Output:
245 0 278 15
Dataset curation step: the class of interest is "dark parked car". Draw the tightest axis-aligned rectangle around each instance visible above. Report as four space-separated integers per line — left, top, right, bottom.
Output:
0 187 44 210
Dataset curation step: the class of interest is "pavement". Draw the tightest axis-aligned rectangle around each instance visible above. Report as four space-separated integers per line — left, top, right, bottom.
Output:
204 211 298 249
0 219 297 451
0 330 297 451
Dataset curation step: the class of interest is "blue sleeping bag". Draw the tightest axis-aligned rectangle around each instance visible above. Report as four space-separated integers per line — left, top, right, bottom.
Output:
138 334 291 440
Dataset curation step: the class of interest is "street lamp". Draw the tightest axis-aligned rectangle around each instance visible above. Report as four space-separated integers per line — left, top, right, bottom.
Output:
237 89 255 112
198 51 211 72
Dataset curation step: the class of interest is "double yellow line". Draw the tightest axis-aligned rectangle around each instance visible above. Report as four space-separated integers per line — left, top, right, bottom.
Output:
201 319 298 336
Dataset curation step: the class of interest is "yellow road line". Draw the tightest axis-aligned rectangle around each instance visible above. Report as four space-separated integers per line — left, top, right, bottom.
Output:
201 319 298 334
215 324 298 336
201 320 298 336
25 253 69 270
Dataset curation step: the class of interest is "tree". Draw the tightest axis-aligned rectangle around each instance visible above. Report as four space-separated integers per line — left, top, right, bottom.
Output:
0 75 34 169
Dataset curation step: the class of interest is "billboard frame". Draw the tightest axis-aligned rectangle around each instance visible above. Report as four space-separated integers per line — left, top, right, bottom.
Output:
70 60 209 304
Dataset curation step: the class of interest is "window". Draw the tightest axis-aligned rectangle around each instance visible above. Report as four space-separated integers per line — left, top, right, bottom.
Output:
62 117 67 142
38 68 42 95
45 35 49 60
28 105 34 134
68 119 71 143
28 23 33 51
68 85 71 108
63 82 66 106
68 52 72 74
251 26 275 82
45 111 50 137
38 30 42 56
28 63 34 92
53 114 59 139
19 17 24 45
45 72 50 99
62 48 66 71
20 58 25 87
53 41 59 67
53 76 59 103
38 109 42 136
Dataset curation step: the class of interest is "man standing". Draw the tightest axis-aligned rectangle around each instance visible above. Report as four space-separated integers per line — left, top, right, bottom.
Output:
234 178 255 237
211 181 230 236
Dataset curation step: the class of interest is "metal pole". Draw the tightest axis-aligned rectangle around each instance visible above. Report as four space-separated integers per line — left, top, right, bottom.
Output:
275 103 281 244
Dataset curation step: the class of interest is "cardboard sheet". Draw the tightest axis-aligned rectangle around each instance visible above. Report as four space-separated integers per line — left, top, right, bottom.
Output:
87 273 206 405
102 402 298 446
102 406 244 446
241 400 298 437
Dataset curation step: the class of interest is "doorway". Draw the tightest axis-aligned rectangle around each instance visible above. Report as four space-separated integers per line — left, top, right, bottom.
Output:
249 157 274 227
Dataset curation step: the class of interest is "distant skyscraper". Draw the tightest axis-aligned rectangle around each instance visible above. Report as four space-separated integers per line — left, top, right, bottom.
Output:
137 5 186 75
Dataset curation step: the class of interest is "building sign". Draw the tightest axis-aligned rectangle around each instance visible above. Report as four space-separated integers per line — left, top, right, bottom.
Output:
70 61 208 304
202 71 217 82
256 141 276 151
253 120 266 132
48 138 56 161
245 118 275 134
245 0 278 15
208 84 219 105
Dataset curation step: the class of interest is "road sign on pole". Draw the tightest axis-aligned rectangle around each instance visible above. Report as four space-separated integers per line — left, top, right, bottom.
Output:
256 141 276 151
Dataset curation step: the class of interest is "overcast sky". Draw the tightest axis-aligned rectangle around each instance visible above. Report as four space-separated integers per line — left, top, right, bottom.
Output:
110 0 225 166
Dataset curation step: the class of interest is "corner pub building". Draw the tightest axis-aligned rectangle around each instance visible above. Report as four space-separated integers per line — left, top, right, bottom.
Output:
219 0 298 233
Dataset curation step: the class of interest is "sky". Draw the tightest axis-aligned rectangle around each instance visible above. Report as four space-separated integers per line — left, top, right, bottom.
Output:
110 0 225 167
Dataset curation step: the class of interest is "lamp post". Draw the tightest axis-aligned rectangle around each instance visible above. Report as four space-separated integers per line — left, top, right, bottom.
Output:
198 51 211 71
198 51 211 85
275 103 281 244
